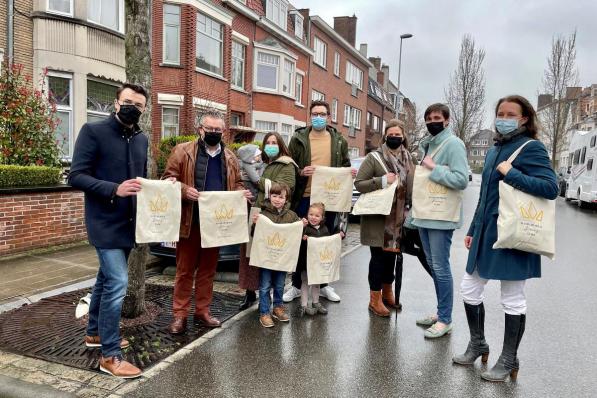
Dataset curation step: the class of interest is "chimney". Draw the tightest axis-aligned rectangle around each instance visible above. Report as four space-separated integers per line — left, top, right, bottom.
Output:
368 57 381 71
333 15 357 47
359 43 368 57
381 64 390 87
298 8 310 20
377 71 384 85
537 94 553 109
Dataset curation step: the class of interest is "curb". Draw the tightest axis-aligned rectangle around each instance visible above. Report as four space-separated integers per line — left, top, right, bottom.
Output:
0 374 76 398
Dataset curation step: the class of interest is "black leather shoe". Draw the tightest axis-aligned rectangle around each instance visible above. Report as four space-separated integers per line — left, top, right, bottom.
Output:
239 290 256 310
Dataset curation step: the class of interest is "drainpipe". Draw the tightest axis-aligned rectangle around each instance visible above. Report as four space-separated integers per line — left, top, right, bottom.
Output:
7 0 14 65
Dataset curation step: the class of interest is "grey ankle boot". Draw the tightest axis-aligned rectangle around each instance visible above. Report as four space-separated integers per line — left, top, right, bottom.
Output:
481 313 526 382
453 302 490 365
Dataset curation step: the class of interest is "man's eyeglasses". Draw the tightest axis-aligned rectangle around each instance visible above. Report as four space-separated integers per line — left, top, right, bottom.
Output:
201 126 224 134
119 99 145 111
311 112 328 118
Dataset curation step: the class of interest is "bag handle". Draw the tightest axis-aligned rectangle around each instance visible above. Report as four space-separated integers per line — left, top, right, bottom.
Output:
428 136 455 159
370 152 390 174
507 140 535 163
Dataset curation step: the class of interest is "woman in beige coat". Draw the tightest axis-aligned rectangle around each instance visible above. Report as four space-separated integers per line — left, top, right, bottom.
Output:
354 119 414 317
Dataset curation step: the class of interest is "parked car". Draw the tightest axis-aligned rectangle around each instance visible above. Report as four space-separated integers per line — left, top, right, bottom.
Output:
564 129 597 208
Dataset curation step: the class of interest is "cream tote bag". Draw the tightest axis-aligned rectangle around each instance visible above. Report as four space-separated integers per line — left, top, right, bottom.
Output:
411 138 463 222
307 233 342 285
492 141 556 259
249 216 303 272
352 152 398 216
198 191 249 248
135 178 182 244
310 166 353 212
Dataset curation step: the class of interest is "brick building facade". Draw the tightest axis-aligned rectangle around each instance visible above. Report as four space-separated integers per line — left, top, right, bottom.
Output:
0 0 34 77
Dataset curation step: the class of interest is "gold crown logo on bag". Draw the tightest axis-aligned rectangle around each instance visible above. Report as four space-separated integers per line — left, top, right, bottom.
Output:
319 247 334 262
149 193 169 213
214 204 234 221
427 182 448 194
324 177 341 191
266 232 286 248
519 201 543 222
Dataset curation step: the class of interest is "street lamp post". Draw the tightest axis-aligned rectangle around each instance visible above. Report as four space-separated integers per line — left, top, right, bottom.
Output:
397 33 413 113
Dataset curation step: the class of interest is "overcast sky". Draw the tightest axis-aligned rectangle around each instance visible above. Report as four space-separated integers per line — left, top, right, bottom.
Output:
299 0 597 128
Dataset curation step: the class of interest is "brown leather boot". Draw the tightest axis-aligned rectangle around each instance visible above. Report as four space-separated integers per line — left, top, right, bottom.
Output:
167 316 187 334
99 355 142 378
193 312 221 328
382 284 402 310
369 291 390 317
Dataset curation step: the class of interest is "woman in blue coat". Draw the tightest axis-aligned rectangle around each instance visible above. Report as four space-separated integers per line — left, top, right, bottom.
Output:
453 95 558 382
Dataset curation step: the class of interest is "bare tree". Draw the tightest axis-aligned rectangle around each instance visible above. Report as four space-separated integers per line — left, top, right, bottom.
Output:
403 101 426 156
445 34 486 147
539 31 578 168
122 0 152 319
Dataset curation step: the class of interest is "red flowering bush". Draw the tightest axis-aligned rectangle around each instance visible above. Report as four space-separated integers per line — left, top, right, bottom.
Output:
0 63 61 167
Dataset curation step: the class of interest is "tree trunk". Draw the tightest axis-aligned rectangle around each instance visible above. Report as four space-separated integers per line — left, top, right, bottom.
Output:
122 0 152 319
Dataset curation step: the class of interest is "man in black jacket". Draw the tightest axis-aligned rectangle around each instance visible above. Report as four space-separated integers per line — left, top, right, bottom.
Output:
68 83 149 378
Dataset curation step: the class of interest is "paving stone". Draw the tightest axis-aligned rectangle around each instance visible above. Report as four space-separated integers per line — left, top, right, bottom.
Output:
12 357 49 371
50 378 82 393
21 370 59 386
76 386 113 398
41 362 96 383
0 350 22 366
0 364 31 379
87 374 126 390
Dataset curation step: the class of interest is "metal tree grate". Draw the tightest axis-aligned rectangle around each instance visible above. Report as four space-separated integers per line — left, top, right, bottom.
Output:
0 284 243 372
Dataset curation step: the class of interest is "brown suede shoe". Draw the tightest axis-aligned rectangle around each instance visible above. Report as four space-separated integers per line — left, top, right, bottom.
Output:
84 335 130 349
193 313 221 328
167 316 187 334
99 355 142 378
259 314 274 328
272 306 290 322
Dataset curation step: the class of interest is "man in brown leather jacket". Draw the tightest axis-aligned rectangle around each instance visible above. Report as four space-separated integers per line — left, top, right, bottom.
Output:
162 110 249 334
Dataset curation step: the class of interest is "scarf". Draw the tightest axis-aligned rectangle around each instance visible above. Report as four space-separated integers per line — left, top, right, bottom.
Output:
380 143 412 251
493 126 528 145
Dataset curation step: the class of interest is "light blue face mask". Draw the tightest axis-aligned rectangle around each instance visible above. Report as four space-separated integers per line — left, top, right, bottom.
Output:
495 118 520 135
311 116 327 130
264 144 279 158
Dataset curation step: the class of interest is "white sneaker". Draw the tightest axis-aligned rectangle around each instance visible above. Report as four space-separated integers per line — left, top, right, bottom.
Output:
283 286 301 303
320 286 341 302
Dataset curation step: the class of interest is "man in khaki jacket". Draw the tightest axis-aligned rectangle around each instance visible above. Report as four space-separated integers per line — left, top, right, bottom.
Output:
162 110 249 334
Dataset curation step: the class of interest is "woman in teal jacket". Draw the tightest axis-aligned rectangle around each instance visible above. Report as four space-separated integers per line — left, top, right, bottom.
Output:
453 95 558 382
411 103 469 339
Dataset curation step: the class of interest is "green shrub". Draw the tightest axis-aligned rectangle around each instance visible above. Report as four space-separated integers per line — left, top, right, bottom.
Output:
155 136 262 177
0 165 62 187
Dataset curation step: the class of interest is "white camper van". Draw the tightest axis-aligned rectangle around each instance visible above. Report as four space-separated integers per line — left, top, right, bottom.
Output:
565 129 597 208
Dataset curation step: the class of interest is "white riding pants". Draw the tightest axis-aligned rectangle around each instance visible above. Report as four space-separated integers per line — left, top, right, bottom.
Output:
460 271 527 315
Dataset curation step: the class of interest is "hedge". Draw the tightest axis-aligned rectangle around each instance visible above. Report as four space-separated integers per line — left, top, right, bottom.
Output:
155 135 262 176
0 165 62 188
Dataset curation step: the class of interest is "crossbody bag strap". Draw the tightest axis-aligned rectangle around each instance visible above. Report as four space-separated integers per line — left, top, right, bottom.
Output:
370 152 390 174
428 136 456 159
506 140 535 163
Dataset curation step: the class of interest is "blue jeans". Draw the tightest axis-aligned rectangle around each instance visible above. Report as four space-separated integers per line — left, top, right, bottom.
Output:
86 248 130 357
418 228 454 324
259 269 286 315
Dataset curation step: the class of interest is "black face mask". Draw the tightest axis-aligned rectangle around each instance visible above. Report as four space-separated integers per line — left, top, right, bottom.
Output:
426 121 445 136
117 104 142 126
385 136 403 150
203 132 222 147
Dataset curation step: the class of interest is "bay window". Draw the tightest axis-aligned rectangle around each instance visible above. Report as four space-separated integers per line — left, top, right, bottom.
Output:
87 79 118 123
282 59 294 95
88 0 123 32
48 0 73 16
254 48 297 98
48 73 73 159
256 52 280 90
295 73 303 105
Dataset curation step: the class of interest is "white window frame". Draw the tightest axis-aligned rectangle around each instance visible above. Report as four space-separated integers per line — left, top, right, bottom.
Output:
372 115 379 131
254 48 296 99
255 120 278 142
334 52 340 77
293 13 304 39
282 58 294 96
343 104 361 129
345 61 363 90
312 90 325 102
87 0 124 34
86 77 120 121
313 36 327 68
348 147 360 159
295 72 304 105
163 3 181 65
265 0 288 30
231 41 246 90
162 106 180 138
331 98 338 123
366 111 371 126
47 71 73 159
196 12 224 77
47 0 73 17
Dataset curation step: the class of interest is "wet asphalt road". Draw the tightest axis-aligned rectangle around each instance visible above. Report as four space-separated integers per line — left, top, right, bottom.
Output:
127 177 597 398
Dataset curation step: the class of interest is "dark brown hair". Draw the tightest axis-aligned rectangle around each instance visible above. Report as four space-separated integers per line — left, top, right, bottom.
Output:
310 100 330 115
384 119 409 149
424 103 450 120
116 83 148 101
495 95 540 139
269 182 291 199
260 132 292 163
